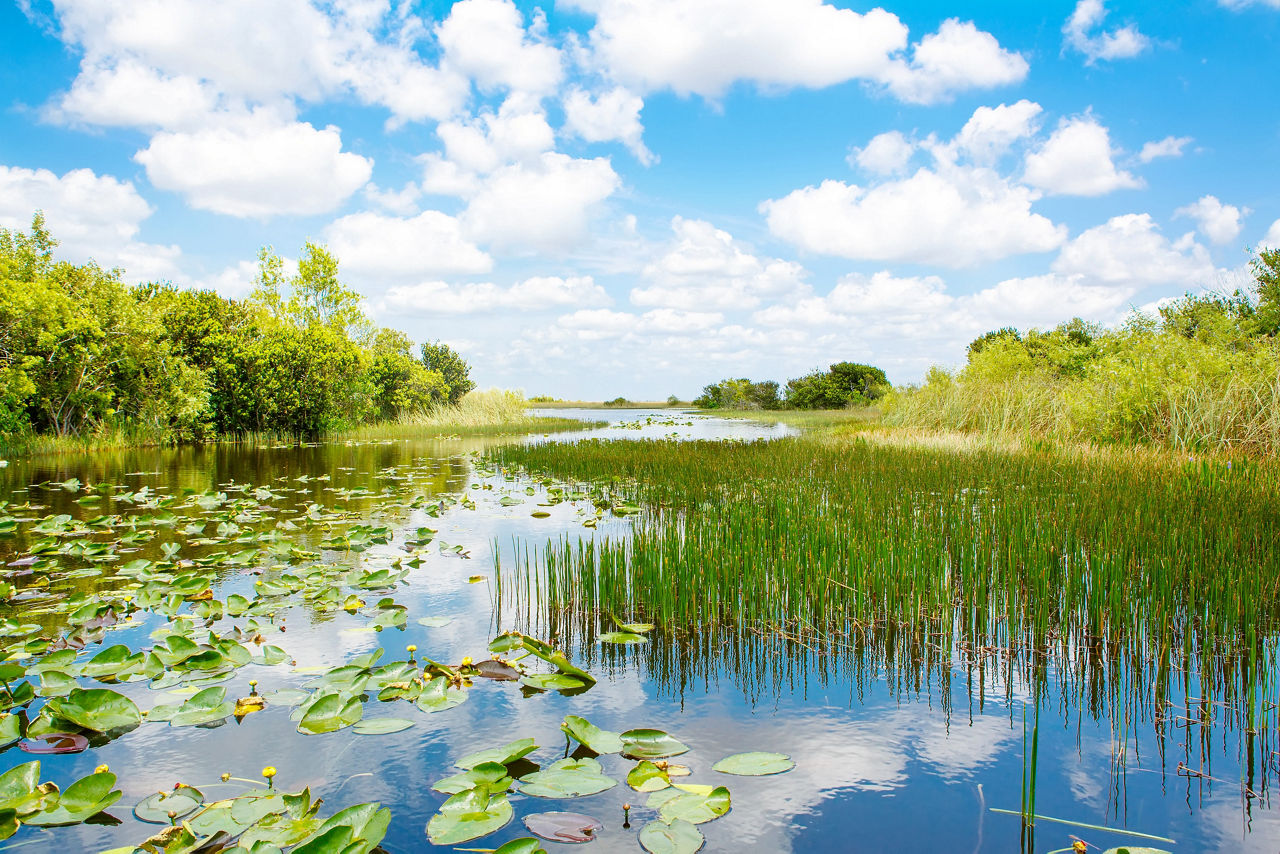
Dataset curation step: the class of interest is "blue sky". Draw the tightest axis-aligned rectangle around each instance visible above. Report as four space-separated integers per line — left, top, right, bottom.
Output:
2 0 1278 399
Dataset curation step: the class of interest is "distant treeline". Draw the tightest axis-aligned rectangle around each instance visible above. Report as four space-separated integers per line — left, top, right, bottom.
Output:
886 248 1280 455
0 215 474 442
695 362 889 410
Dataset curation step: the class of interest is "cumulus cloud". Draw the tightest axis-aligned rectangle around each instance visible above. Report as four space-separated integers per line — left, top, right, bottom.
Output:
761 167 1065 267
630 217 809 310
323 211 494 278
951 100 1042 164
557 307 724 335
848 131 916 175
563 0 1023 103
562 87 654 165
1263 219 1280 248
878 19 1029 105
437 0 563 98
1023 116 1142 196
382 275 608 315
0 164 180 281
459 152 620 252
134 109 372 217
1062 0 1150 63
1053 213 1215 287
1137 135 1193 163
1174 195 1248 245
46 59 219 130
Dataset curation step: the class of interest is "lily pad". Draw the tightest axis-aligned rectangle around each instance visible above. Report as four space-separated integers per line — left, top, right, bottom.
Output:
520 674 588 692
639 819 705 854
456 738 539 770
297 692 363 735
432 762 513 796
352 717 415 735
293 800 391 854
25 770 122 826
598 632 648 645
18 732 88 754
0 714 19 748
45 688 141 732
523 811 604 843
562 715 623 755
134 785 205 824
621 729 689 760
417 676 468 713
627 761 671 792
426 788 513 846
494 840 548 854
169 686 236 727
712 752 795 776
653 787 730 825
518 758 617 799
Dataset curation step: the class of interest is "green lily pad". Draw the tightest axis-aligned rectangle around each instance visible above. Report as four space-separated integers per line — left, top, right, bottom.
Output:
456 738 539 770
25 770 122 826
432 762 513 795
639 818 705 854
170 686 236 727
518 758 617 799
416 676 467 713
352 717 414 735
45 688 141 732
562 715 623 755
599 631 648 645
712 752 795 776
627 761 672 792
520 674 588 692
293 801 391 854
621 729 689 760
0 761 59 816
426 788 513 846
652 786 730 825
297 692 363 735
494 840 548 854
0 713 19 748
134 785 205 823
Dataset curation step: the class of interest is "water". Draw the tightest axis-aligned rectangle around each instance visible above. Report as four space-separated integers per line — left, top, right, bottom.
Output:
0 410 1272 852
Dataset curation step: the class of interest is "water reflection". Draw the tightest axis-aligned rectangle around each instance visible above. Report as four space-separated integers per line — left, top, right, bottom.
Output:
0 414 1274 852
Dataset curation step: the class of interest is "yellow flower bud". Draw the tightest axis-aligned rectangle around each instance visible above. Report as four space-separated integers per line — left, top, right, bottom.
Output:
220 773 231 782
262 766 277 779
460 656 473 667
407 645 417 653
94 764 109 774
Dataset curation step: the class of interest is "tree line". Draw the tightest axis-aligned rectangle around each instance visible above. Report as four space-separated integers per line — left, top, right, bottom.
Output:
694 362 890 410
0 214 474 442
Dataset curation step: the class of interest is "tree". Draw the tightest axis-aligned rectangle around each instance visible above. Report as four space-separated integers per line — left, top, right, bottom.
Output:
827 362 888 401
366 329 447 420
421 341 475 404
1250 248 1280 337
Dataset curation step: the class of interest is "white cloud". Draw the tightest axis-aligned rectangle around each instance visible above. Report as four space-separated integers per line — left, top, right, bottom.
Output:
134 109 372 217
848 131 915 176
761 167 1065 267
324 211 494 278
198 259 261 299
459 152 620 252
565 1 1024 104
1053 213 1215 287
437 105 556 174
363 182 421 216
557 307 724 336
436 0 563 97
1023 116 1142 196
965 274 1136 326
631 217 808 310
1137 135 1193 163
1062 0 1150 63
878 19 1029 105
383 275 608 315
47 59 218 130
952 100 1042 164
0 164 181 281
1263 219 1280 248
1218 0 1280 10
1174 195 1248 245
562 87 654 165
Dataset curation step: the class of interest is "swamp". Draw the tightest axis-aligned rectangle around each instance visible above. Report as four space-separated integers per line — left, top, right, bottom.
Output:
0 408 1274 853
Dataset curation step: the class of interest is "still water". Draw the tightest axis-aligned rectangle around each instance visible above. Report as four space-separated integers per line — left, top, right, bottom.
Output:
0 410 1272 852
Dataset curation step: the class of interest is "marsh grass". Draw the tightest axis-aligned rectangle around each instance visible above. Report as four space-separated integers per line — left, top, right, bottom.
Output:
492 434 1280 793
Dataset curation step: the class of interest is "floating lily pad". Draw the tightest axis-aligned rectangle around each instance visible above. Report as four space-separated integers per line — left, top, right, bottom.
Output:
297 692 363 735
474 660 520 681
45 688 140 732
134 785 205 824
0 714 19 748
562 715 623 755
520 674 588 692
652 786 730 825
25 770 122 826
494 840 548 854
352 717 414 735
426 788 513 846
523 811 604 843
599 632 648 645
639 818 705 854
712 752 795 776
456 738 539 770
518 758 617 799
621 729 689 760
627 761 671 792
18 732 88 754
416 676 468 713
432 762 512 796
170 686 236 727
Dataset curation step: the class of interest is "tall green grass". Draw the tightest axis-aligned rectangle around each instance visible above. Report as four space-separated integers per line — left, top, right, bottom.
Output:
492 435 1280 779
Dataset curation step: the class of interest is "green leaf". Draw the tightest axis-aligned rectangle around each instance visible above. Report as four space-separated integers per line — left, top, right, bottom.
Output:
627 760 671 792
416 676 467 713
0 713 19 748
169 686 235 727
519 674 587 692
0 761 58 817
133 785 204 824
297 692 363 735
455 738 539 770
621 729 689 760
426 789 513 846
639 818 705 854
492 839 548 854
712 752 795 776
518 758 617 799
598 631 648 645
45 688 141 732
294 801 390 854
655 786 730 825
432 762 512 796
352 717 414 735
25 770 122 826
561 715 623 754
